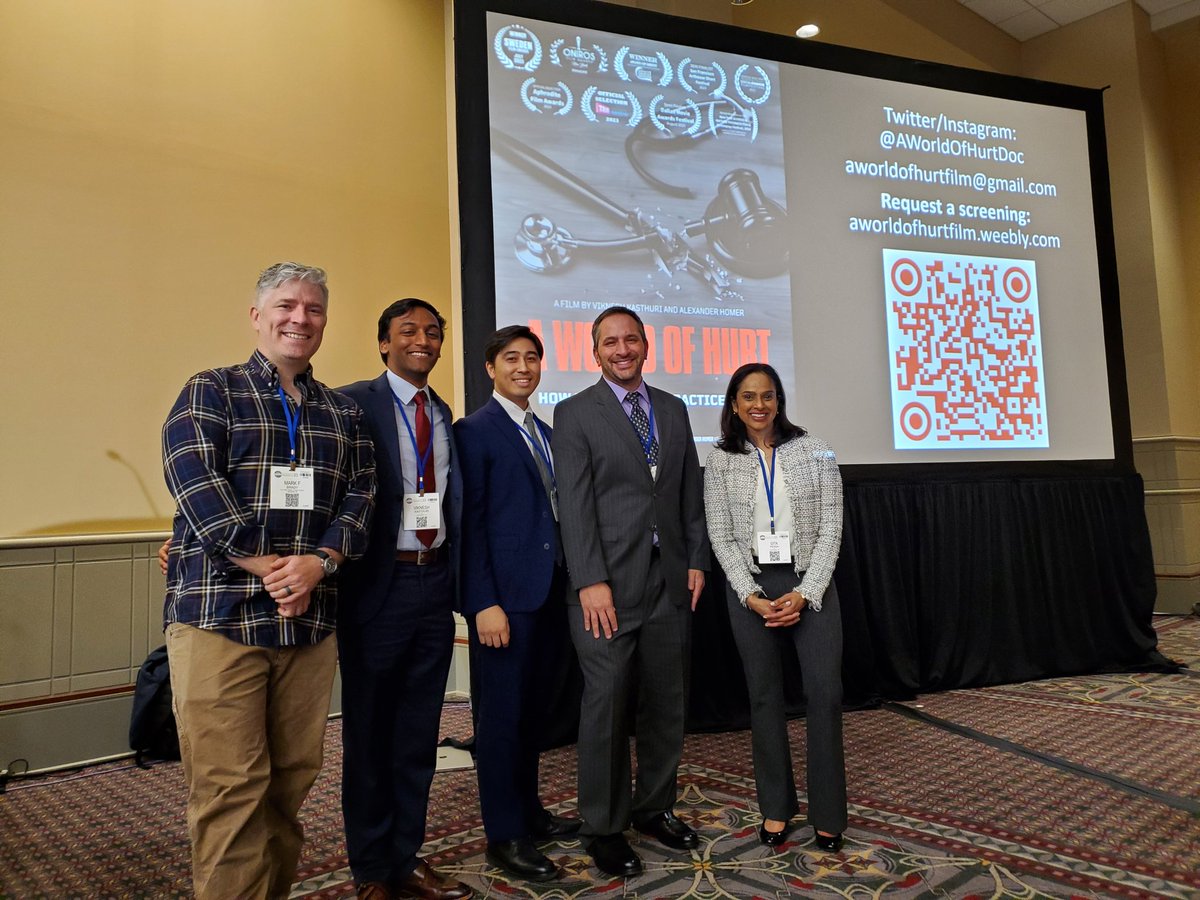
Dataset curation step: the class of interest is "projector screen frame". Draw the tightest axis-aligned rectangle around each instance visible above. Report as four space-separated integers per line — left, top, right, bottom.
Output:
453 0 1134 480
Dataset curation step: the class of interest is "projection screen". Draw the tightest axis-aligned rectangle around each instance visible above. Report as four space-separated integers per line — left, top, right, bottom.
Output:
456 1 1129 471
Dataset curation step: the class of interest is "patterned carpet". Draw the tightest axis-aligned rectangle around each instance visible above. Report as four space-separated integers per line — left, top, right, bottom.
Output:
2 615 1198 899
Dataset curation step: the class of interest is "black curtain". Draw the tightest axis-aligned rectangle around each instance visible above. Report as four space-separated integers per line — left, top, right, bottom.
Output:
687 472 1172 731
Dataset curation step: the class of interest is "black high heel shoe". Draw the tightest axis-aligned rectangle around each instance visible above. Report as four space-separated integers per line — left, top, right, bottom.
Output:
813 828 844 852
758 823 789 847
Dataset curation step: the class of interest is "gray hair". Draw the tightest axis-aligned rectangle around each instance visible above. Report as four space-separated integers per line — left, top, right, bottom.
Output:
255 261 329 308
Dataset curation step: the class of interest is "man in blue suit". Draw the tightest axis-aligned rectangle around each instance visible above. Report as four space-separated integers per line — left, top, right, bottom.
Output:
454 325 580 882
337 299 471 900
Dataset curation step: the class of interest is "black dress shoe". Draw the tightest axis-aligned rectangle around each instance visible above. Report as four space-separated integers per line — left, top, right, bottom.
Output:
633 811 700 851
587 833 643 877
813 829 844 852
530 811 582 839
758 823 789 847
486 838 558 882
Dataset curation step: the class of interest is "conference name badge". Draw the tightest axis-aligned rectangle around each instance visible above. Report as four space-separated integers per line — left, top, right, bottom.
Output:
756 530 791 565
403 492 441 531
270 466 315 510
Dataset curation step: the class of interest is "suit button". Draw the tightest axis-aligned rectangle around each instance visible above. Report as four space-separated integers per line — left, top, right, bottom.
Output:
543 543 551 550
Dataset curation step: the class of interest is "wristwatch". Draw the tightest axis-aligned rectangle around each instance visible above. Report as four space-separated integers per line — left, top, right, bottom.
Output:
310 549 339 577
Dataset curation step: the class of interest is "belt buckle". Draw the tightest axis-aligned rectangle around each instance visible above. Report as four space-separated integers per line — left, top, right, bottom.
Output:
416 548 434 566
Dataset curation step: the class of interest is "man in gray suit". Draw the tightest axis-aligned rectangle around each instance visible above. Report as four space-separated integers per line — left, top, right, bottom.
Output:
553 306 710 878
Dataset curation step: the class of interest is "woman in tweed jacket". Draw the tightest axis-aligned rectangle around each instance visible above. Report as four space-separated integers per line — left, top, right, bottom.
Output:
703 362 847 852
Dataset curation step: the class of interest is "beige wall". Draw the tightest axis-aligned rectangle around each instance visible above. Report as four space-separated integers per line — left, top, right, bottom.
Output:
0 0 456 537
1016 5 1200 610
1020 4 1171 436
1159 19 1200 435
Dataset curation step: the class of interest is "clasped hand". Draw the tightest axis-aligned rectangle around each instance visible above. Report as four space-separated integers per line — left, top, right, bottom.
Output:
159 539 324 618
747 591 805 627
259 555 324 618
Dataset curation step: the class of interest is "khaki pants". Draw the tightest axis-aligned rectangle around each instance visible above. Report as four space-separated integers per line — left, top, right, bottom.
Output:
166 623 337 900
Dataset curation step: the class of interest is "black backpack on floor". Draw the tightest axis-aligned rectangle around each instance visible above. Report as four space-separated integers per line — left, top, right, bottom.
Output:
129 645 181 767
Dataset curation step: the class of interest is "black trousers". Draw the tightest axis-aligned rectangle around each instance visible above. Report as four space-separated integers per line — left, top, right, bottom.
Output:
338 560 455 884
726 565 847 833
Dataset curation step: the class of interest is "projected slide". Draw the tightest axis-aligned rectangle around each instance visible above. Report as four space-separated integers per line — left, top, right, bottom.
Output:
480 11 1115 465
488 20 790 447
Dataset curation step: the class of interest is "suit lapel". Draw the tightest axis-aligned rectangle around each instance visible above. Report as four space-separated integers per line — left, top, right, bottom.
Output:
369 373 405 489
485 399 543 484
647 385 676 472
593 379 654 478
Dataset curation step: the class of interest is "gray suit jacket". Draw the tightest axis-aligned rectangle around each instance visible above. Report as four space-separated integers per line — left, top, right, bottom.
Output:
554 378 709 607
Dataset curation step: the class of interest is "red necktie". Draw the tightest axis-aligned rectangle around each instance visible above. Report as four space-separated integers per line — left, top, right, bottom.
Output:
414 391 437 548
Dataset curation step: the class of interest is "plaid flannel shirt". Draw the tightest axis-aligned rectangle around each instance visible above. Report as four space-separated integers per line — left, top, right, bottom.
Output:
162 350 375 646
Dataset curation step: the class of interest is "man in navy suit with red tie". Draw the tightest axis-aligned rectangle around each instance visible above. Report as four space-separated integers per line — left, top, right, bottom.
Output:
338 299 471 900
454 326 581 882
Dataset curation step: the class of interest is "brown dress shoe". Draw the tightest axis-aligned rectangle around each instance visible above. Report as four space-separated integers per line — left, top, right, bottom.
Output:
357 882 394 900
395 859 473 900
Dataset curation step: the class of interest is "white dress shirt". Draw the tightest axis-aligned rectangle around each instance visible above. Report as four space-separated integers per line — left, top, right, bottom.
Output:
752 446 795 555
386 369 451 550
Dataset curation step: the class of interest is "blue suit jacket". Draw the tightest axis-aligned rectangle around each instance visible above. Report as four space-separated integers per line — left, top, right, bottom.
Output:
337 373 463 624
454 398 558 617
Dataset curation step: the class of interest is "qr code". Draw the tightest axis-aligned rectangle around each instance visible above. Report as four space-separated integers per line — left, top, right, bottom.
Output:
883 249 1048 449
415 515 428 528
767 549 781 563
285 493 299 508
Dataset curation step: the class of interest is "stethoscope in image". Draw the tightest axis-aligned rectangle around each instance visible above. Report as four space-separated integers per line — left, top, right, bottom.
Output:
492 114 789 302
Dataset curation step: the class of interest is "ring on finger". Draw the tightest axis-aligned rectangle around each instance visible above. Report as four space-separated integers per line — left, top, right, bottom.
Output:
283 585 293 597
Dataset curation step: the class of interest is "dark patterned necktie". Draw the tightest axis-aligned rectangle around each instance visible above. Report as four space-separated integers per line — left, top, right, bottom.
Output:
523 411 557 519
626 391 659 466
413 391 436 548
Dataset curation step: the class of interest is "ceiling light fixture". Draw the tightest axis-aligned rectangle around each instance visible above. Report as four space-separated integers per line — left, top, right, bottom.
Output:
796 23 820 38
731 0 754 6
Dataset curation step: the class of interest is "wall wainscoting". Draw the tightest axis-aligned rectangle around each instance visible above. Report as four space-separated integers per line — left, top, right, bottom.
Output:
0 534 470 772
1134 435 1200 614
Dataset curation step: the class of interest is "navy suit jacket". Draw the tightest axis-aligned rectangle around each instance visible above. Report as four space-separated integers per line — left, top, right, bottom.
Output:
454 398 559 617
337 373 463 624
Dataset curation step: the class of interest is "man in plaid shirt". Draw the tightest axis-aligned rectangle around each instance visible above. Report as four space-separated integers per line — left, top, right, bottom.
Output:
162 261 375 900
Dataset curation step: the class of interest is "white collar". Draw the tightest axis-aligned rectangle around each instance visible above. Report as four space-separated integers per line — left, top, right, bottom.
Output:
493 390 537 426
385 369 428 406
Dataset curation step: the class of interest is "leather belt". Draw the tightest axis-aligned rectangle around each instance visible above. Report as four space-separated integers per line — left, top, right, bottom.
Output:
395 548 441 565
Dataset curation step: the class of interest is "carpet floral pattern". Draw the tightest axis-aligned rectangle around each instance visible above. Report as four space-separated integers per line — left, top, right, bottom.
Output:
1 616 1198 899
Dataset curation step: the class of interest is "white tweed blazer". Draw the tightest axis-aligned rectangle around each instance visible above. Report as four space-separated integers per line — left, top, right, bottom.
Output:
703 433 843 611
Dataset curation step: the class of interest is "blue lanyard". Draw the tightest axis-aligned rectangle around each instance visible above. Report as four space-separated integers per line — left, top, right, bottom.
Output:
756 446 777 533
630 394 657 465
277 386 300 470
390 390 434 494
515 416 555 484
